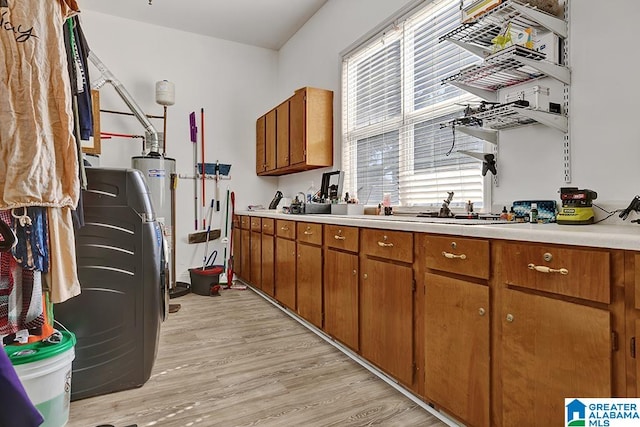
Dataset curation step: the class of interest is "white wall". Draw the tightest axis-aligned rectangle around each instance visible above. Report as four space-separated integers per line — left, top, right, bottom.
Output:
277 0 640 211
79 11 279 281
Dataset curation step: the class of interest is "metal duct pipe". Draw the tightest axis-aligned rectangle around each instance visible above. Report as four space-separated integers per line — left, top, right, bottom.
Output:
88 51 160 154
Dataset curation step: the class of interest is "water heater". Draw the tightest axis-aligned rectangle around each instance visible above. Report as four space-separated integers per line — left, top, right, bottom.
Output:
131 155 176 226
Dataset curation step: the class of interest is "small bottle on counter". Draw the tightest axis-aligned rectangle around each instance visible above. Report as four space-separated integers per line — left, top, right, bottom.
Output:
500 206 508 220
508 207 515 221
529 203 538 223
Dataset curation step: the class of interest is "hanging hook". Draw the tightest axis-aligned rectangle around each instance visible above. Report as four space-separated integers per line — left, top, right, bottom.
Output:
11 207 32 227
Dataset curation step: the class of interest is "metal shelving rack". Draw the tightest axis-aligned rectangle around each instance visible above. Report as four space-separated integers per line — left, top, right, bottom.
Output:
440 0 571 181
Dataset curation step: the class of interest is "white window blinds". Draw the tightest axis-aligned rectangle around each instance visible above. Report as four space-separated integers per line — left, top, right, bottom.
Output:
342 0 486 209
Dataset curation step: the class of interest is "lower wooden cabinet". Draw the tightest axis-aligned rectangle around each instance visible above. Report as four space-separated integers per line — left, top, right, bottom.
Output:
240 227 250 282
250 229 262 288
360 257 414 386
324 249 359 350
425 273 489 427
239 215 633 426
275 236 296 310
501 288 612 426
296 242 323 328
261 233 275 297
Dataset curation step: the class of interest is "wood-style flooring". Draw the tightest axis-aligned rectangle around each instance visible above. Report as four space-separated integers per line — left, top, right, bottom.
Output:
67 288 448 427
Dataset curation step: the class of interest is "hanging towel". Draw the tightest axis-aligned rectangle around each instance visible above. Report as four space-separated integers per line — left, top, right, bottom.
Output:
0 0 80 209
43 207 80 304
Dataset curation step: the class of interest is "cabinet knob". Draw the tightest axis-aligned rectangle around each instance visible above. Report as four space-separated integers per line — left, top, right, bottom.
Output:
506 314 514 323
353 269 357 276
304 227 313 235
478 308 486 316
363 273 368 280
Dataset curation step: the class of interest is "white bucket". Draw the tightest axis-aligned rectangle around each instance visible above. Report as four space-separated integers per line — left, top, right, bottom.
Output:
6 330 76 427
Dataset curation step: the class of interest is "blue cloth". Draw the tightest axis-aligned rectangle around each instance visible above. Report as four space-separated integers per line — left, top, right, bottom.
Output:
11 207 49 272
0 349 44 426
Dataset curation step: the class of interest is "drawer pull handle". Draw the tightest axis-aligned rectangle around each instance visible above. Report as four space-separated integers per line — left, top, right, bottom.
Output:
281 226 289 231
442 251 466 260
378 241 394 248
334 235 346 240
304 229 313 235
528 264 568 275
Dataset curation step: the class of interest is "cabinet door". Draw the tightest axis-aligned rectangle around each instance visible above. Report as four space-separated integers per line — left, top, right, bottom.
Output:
256 115 266 174
289 88 306 165
232 223 241 279
276 101 290 169
250 230 262 289
240 228 250 282
324 249 359 350
261 233 274 297
296 243 323 328
275 237 296 310
265 109 276 172
425 273 489 427
361 257 414 386
502 289 612 426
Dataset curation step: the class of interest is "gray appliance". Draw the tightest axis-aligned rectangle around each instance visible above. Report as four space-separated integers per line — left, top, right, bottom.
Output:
55 167 168 400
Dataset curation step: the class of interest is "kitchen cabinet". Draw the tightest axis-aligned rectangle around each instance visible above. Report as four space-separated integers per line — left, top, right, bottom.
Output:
275 220 296 310
360 229 414 387
498 241 614 426
324 225 359 351
501 289 611 426
256 87 333 176
276 101 290 169
237 213 635 426
296 222 323 328
239 216 251 281
421 235 490 427
250 217 262 289
256 110 276 175
232 214 242 280
261 218 275 297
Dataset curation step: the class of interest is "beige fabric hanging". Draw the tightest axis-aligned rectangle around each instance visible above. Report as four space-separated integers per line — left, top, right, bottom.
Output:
0 0 80 209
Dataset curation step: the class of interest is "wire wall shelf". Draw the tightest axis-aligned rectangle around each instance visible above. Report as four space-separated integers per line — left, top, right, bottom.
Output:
439 0 567 48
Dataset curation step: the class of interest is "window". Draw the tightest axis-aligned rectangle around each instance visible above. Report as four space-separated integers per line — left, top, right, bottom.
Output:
342 0 488 209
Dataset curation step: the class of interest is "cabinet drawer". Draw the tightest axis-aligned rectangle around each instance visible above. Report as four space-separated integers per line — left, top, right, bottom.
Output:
240 216 250 229
423 235 489 280
276 220 296 240
250 217 262 231
361 229 413 264
325 225 359 253
501 242 610 304
262 218 275 235
297 222 322 245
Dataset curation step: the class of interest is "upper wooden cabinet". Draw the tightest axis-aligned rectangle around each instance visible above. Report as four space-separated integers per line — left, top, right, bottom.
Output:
256 87 333 176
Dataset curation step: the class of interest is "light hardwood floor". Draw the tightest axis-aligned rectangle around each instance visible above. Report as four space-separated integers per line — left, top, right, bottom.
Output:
68 288 448 427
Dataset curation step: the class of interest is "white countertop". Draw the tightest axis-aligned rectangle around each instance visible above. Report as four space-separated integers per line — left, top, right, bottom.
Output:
238 209 640 251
